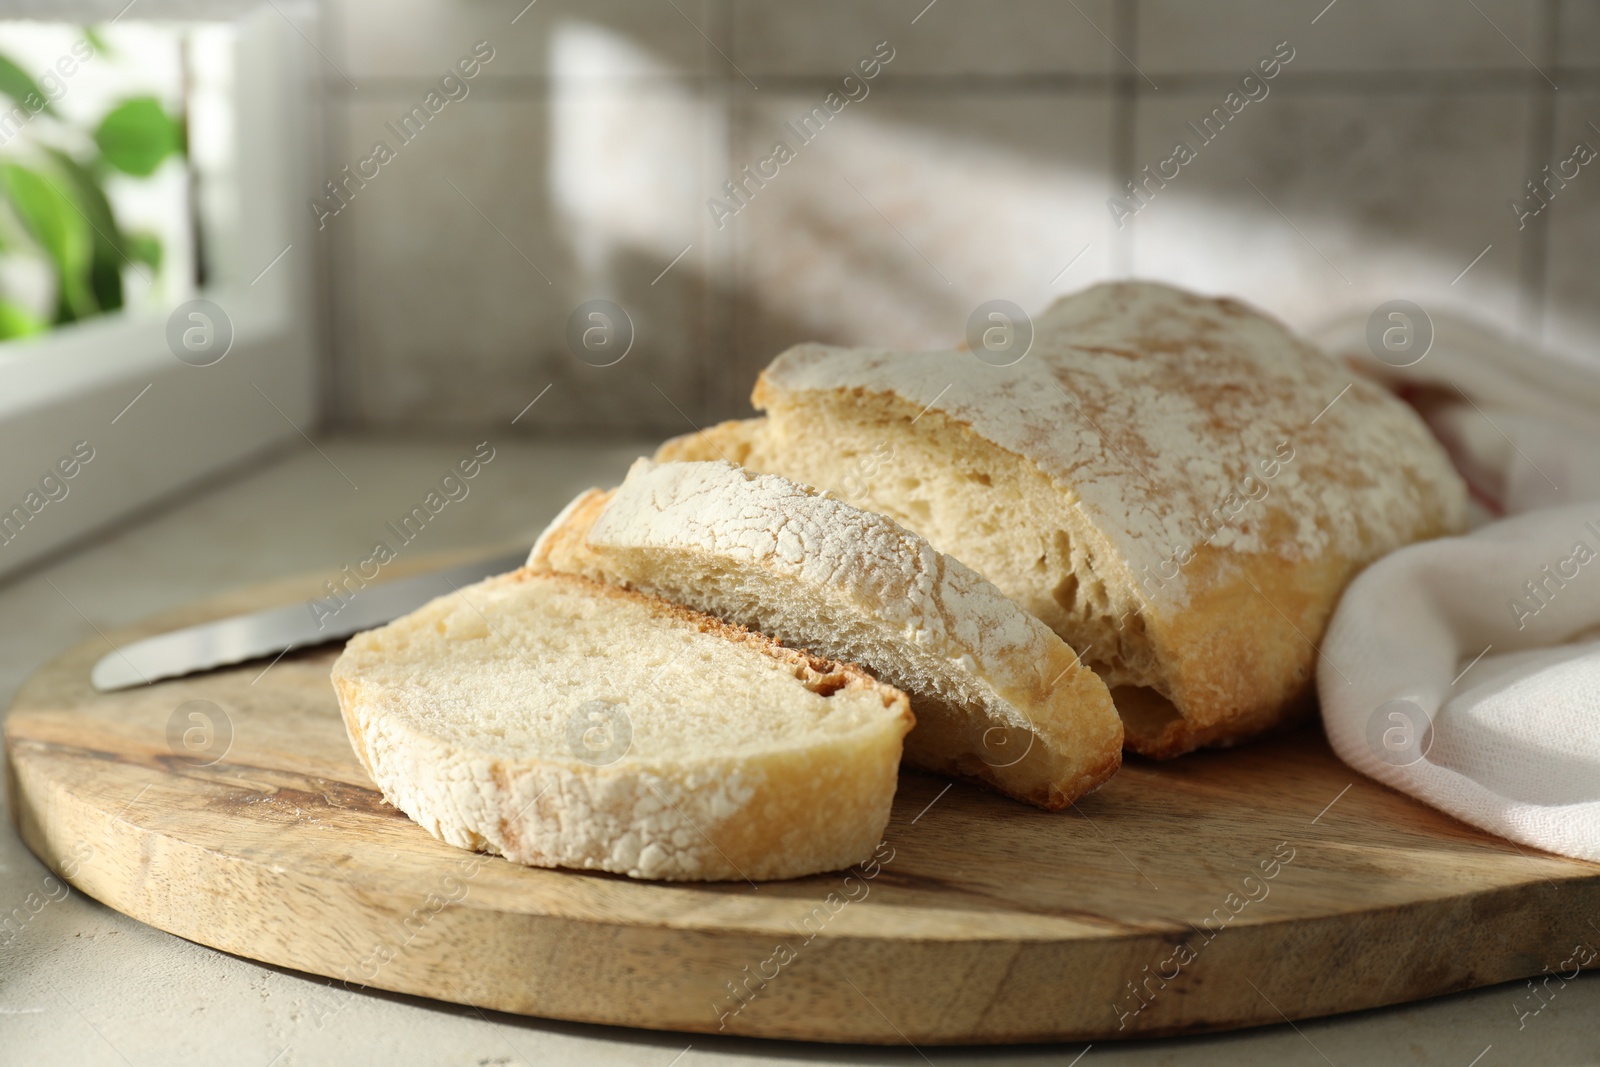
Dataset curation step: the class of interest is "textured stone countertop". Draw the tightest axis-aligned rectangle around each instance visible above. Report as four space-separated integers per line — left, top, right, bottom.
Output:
2 438 1596 1067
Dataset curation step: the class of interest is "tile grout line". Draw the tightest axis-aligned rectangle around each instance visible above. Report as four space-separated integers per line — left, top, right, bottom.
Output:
322 67 1600 100
1518 0 1561 345
712 0 736 424
1110 0 1140 277
320 3 355 434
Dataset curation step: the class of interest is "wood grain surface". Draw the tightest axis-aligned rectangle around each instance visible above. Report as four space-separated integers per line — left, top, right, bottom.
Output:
6 560 1599 1045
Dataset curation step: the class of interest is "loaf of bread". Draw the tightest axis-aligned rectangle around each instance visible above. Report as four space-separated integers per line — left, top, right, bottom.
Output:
332 570 913 880
656 281 1468 757
530 459 1122 809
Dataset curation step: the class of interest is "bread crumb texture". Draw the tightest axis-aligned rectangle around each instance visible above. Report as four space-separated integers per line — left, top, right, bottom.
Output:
332 571 912 881
737 281 1467 755
761 282 1465 602
532 459 1122 808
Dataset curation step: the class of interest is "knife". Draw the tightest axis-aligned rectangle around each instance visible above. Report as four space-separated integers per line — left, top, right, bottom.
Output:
90 549 530 692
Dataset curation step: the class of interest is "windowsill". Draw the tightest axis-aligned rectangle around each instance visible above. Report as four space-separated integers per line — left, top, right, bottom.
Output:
0 4 321 581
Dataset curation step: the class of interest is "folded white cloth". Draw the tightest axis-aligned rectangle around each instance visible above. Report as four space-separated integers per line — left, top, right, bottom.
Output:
1312 311 1600 862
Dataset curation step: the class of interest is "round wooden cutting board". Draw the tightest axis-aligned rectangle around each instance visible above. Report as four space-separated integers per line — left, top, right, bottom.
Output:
7 561 1599 1045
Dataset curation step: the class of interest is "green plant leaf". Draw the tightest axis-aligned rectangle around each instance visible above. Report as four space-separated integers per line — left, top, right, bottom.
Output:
93 97 182 177
83 26 112 60
42 146 127 311
0 53 53 119
43 148 121 247
0 297 45 340
124 231 161 271
89 255 122 313
0 162 96 322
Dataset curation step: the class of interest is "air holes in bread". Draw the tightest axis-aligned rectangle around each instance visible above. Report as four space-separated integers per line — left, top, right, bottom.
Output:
1052 572 1080 614
801 669 849 697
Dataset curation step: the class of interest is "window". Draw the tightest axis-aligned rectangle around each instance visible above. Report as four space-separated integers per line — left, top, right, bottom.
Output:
0 6 318 579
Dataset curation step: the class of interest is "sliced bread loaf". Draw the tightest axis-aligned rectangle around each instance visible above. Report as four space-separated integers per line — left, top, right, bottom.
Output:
529 459 1122 809
654 281 1467 757
332 570 912 881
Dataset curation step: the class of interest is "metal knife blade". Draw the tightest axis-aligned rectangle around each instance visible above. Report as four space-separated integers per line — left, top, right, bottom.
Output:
90 549 529 692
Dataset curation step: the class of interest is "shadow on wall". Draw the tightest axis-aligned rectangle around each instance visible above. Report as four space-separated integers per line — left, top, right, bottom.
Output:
324 5 1584 437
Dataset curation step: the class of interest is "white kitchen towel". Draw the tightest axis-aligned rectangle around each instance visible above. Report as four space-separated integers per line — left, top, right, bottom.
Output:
1317 506 1600 861
1312 311 1600 861
1316 310 1600 516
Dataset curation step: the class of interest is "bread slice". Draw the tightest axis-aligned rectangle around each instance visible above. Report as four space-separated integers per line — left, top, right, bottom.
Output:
529 459 1122 809
332 570 912 881
658 281 1468 757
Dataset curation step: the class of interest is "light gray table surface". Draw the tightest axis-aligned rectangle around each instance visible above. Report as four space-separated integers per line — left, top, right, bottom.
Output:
2 438 1596 1067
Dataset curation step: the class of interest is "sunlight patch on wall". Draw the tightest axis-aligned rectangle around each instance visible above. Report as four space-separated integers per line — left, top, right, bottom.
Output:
548 20 711 294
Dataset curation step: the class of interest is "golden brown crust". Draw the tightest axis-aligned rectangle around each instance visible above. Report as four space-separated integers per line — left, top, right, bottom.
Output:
652 418 769 465
741 282 1467 759
740 384 1401 760
1055 744 1124 806
1112 685 1315 759
1121 547 1333 756
525 489 613 577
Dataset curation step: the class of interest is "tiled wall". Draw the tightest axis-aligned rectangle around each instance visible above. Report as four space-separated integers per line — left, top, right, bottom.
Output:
314 0 1597 435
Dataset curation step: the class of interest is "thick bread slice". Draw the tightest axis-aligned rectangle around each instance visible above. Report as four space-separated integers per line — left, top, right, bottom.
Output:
701 281 1468 757
528 460 1122 809
332 570 912 881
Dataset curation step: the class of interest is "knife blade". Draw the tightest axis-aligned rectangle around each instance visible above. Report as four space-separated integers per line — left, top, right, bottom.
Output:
90 549 530 692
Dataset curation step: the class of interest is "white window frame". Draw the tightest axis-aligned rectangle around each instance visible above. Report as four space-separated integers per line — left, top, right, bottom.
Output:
0 4 321 580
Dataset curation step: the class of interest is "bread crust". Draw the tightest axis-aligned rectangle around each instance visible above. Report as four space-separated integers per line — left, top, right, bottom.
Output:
733 282 1467 757
333 570 913 881
653 418 769 465
531 462 1124 809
